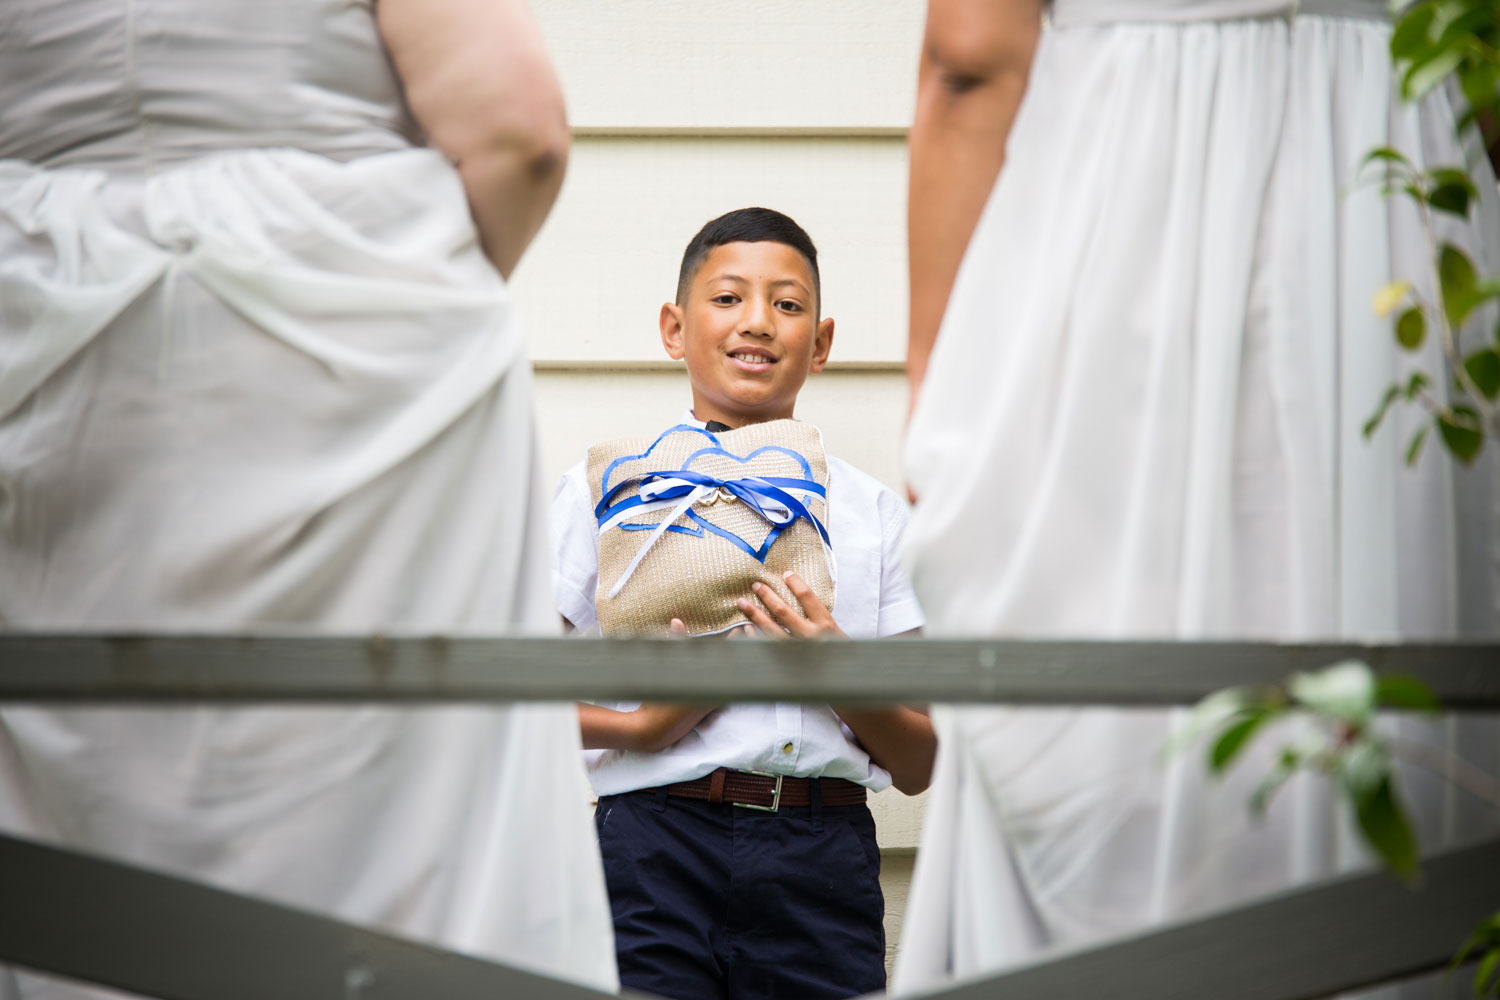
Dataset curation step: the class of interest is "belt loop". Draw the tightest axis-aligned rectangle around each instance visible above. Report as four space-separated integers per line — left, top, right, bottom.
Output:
811 778 824 832
652 786 669 813
708 767 727 805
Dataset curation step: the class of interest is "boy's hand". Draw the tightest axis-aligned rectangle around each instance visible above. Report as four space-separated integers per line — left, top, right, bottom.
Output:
737 572 847 639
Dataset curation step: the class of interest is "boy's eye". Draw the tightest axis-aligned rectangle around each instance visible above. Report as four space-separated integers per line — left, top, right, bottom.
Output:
711 294 739 305
776 300 804 313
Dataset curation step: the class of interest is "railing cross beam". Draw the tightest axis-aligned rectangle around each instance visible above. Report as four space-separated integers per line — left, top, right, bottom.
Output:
2 635 1498 706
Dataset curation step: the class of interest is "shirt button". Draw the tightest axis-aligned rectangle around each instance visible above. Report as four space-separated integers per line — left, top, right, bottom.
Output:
782 742 794 754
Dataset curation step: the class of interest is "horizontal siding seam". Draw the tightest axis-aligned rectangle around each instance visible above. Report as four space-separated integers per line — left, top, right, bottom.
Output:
531 360 908 374
570 125 910 139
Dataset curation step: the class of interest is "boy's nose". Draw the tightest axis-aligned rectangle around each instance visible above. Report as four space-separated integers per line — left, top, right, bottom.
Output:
740 298 774 337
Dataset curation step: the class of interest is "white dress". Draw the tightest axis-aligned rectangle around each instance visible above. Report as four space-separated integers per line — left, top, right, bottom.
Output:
896 0 1500 991
0 2 616 996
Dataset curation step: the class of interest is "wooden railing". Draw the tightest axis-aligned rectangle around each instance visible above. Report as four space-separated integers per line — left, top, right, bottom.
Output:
2 635 1497 1000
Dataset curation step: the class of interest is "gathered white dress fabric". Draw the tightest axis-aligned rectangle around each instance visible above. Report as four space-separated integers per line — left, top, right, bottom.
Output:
896 0 1500 993
0 2 616 996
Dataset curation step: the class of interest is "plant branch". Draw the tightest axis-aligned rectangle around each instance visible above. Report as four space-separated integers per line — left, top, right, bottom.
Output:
1418 199 1498 425
1389 734 1500 809
1462 35 1500 66
1415 388 1448 418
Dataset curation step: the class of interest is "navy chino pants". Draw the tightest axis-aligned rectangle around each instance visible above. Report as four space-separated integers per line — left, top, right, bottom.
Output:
594 787 887 1000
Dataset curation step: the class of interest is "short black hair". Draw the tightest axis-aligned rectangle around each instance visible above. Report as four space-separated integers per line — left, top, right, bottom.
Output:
675 207 821 311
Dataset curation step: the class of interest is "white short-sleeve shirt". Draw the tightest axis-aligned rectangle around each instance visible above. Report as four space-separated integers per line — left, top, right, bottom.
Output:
551 411 925 796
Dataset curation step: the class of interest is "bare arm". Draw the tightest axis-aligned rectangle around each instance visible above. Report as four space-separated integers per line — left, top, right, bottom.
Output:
579 702 717 753
740 580 937 795
830 634 936 796
379 0 569 279
907 0 1043 413
573 618 718 753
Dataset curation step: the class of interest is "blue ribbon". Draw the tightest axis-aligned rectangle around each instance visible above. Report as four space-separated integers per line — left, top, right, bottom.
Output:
597 469 830 565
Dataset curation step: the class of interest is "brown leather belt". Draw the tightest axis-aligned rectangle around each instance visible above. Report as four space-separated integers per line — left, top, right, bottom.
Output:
655 767 867 812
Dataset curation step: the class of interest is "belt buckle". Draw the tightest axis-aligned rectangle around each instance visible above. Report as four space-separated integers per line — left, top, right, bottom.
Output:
733 769 783 812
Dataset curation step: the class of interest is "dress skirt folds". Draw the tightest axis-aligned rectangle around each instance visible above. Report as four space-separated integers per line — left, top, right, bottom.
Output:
896 0 1500 992
0 136 615 997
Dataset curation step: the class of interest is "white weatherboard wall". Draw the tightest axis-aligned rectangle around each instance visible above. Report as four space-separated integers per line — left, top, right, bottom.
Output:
523 6 931 932
534 2 923 132
513 137 908 364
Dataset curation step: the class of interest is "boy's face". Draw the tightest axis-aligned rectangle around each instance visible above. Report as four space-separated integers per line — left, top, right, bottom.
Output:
660 241 834 428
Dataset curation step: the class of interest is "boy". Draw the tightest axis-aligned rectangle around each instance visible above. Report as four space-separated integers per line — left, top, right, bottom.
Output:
551 207 934 1000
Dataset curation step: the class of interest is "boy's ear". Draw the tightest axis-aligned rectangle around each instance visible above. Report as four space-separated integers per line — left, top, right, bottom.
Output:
809 316 834 374
660 302 686 360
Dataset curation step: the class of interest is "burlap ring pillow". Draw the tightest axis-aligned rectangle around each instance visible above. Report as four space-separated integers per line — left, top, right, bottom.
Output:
588 420 836 636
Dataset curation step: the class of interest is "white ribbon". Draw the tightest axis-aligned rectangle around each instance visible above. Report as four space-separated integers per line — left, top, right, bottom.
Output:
601 476 836 600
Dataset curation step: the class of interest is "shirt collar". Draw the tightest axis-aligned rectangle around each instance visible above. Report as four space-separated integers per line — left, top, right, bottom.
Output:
680 409 734 434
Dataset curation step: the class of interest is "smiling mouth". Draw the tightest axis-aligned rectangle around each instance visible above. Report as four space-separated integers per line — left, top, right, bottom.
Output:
728 351 776 365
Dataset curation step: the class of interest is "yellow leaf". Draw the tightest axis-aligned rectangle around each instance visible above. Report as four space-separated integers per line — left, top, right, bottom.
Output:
1373 281 1413 318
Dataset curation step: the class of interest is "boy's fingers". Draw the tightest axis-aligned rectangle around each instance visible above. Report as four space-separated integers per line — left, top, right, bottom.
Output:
782 572 812 599
750 581 827 638
751 581 807 631
781 572 833 625
669 618 687 637
779 573 847 638
737 596 790 638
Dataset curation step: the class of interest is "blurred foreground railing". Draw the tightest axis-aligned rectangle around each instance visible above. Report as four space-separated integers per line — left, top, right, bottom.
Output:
1 635 1498 1000
2 634 1497 705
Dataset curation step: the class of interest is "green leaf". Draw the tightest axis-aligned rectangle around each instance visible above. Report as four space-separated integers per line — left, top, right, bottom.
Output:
1397 306 1427 350
1460 62 1500 120
1405 370 1432 399
1464 348 1500 399
1342 740 1389 796
1166 687 1255 759
1429 167 1479 195
1476 950 1499 998
1250 749 1302 815
1390 1 1438 60
1425 0 1475 46
1404 48 1465 100
1375 673 1441 711
1290 660 1377 724
1407 425 1430 465
1435 6 1496 51
1438 405 1485 463
1362 147 1416 185
1426 168 1478 219
1209 710 1273 773
1452 910 1500 969
1348 769 1420 881
1440 243 1480 327
1365 385 1402 437
1429 181 1474 216
1440 242 1478 294
1363 146 1414 168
